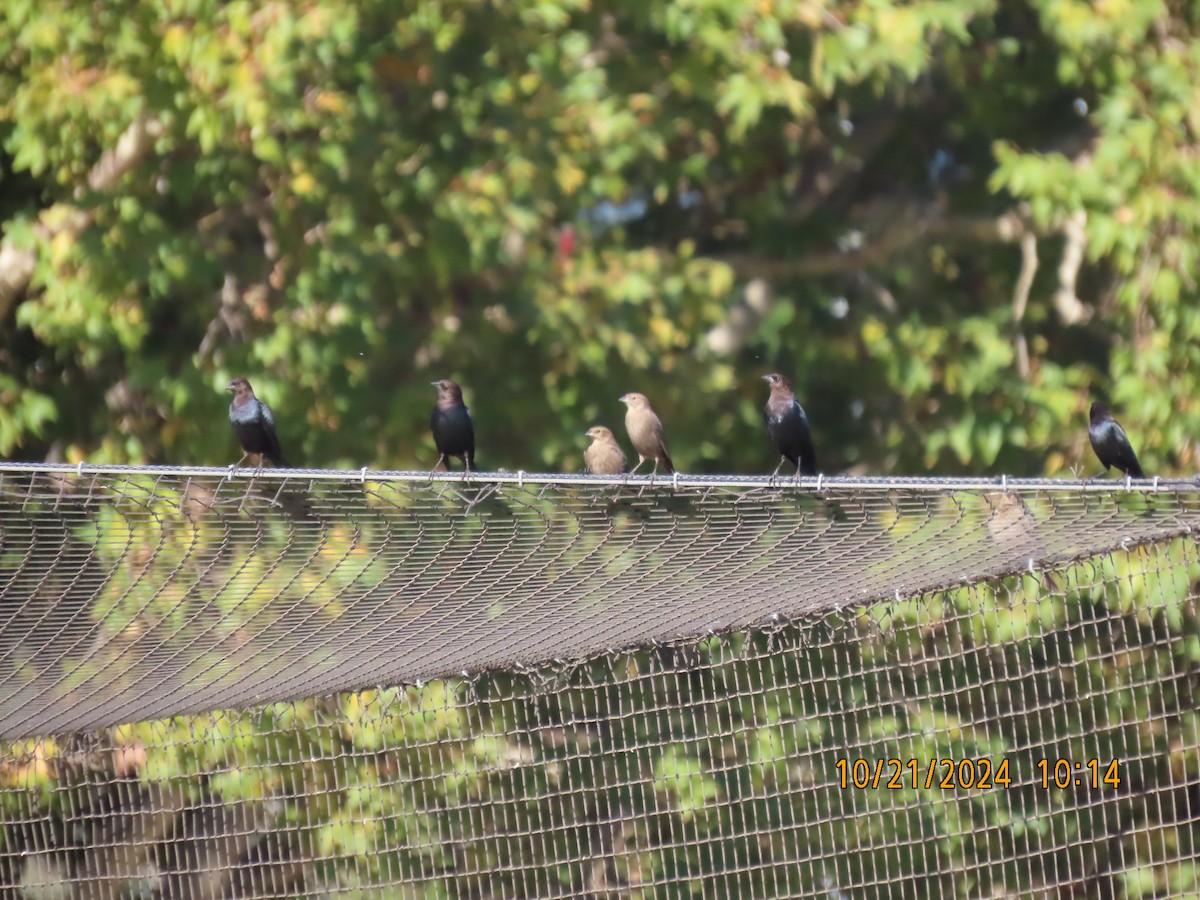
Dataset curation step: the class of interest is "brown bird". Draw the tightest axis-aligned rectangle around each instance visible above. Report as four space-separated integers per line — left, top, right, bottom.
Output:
619 392 674 475
984 492 1061 590
584 426 629 475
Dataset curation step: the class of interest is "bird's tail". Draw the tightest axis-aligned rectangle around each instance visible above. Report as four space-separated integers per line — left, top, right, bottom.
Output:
661 452 675 475
277 486 316 520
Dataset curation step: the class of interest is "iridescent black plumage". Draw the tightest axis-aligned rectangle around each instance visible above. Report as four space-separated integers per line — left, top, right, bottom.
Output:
762 373 816 477
1088 401 1144 478
431 379 475 471
227 378 288 467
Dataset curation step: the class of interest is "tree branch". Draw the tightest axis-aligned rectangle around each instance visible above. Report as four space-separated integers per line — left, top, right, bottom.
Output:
0 241 37 320
87 116 164 194
0 115 163 321
705 278 773 356
786 107 907 224
717 205 1039 282
1052 209 1089 325
1012 231 1038 378
705 203 1090 356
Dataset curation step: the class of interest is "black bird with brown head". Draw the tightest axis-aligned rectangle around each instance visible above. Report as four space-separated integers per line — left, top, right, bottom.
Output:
762 373 816 478
227 377 288 468
431 379 475 471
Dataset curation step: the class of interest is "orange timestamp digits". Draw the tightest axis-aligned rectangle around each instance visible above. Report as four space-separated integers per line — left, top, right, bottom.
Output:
1036 758 1121 789
835 757 1012 790
835 757 1123 790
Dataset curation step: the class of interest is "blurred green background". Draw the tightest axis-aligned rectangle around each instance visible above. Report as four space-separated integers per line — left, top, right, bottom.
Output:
3 0 1198 475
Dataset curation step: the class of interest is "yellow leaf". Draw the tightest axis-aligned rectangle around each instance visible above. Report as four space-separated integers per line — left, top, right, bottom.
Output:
300 7 333 39
50 230 74 265
293 171 317 195
28 22 60 50
861 319 887 345
872 7 921 48
649 317 676 346
314 90 347 115
628 93 656 113
555 159 585 195
163 24 188 57
518 72 540 95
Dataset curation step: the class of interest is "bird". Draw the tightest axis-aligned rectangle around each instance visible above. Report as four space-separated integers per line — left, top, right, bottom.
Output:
227 378 288 468
762 373 817 478
431 379 475 471
619 392 674 475
984 492 1061 590
1088 401 1145 478
584 426 629 475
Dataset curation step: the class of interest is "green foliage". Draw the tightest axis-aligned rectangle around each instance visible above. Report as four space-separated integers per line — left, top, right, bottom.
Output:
1 0 1198 474
5 0 1200 892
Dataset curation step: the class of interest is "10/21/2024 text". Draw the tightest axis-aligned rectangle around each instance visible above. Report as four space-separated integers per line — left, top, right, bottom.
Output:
835 758 1122 790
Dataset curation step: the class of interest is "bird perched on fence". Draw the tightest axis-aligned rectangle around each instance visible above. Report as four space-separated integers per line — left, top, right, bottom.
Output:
1088 401 1145 478
431 379 475 471
584 426 629 475
620 392 674 475
227 378 288 468
762 373 817 478
985 491 1061 590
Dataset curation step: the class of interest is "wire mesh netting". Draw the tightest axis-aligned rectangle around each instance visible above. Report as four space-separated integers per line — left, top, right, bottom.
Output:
1 465 1199 896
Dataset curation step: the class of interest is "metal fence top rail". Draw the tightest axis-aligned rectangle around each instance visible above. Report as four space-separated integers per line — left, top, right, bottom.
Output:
0 461 1195 493
1 459 1198 737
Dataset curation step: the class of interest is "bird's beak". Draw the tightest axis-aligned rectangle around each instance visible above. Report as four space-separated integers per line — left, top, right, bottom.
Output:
430 381 439 387
762 375 772 382
225 382 236 392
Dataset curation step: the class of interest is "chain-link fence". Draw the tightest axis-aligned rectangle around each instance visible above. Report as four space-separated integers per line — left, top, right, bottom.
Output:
1 466 1198 896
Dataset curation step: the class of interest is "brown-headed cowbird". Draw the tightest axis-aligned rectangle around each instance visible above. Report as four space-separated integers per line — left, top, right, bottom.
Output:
584 426 629 475
1088 401 1144 478
431 379 475 471
227 378 288 467
619 392 674 475
762 373 816 477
